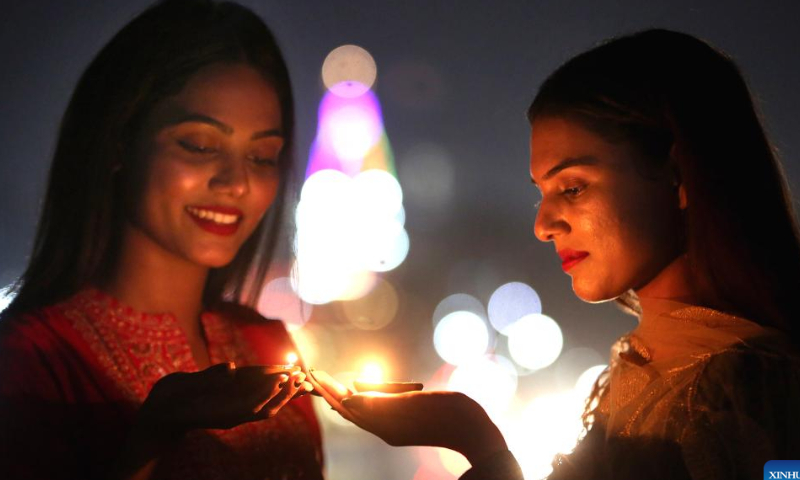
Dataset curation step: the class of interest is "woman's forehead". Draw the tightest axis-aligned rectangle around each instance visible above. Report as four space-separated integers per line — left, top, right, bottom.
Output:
529 117 626 181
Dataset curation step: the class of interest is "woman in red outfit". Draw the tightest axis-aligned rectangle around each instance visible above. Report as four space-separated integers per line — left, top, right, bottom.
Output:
0 1 322 479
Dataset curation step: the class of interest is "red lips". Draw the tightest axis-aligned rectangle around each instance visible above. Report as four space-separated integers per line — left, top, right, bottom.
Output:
186 205 243 237
557 249 589 272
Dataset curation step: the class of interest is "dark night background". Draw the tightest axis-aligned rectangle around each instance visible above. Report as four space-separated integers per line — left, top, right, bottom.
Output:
2 1 799 478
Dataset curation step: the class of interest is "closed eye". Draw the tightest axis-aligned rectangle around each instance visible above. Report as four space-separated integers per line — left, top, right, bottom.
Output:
178 139 217 154
249 155 279 167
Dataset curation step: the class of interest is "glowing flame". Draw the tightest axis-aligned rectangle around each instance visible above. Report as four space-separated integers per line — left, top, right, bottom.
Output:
286 352 299 366
358 362 384 383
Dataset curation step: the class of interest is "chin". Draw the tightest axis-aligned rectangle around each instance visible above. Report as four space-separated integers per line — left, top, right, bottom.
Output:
571 278 625 304
192 251 238 268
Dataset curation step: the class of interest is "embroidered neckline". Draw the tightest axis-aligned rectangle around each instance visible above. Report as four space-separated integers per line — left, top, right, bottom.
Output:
58 287 247 400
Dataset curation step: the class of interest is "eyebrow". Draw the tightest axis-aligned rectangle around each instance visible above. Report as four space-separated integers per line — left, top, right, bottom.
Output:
170 113 283 141
531 156 599 186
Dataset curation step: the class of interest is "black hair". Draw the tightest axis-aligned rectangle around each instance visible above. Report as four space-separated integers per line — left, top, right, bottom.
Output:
5 0 295 316
528 29 800 345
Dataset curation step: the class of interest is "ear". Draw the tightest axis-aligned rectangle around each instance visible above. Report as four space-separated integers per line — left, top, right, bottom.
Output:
678 184 688 210
669 143 688 210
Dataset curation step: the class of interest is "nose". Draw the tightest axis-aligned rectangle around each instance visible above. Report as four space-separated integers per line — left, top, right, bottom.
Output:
533 198 569 242
210 156 249 198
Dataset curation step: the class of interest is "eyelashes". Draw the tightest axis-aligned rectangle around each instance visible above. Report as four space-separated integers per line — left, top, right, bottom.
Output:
179 139 217 154
562 185 585 197
248 155 279 167
534 184 586 208
178 139 279 167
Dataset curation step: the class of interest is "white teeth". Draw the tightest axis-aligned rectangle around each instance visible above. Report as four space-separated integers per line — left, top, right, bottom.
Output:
187 207 240 225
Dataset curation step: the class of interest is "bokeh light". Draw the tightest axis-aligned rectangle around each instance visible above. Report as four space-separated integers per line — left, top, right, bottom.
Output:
289 326 320 367
437 448 470 477
322 45 377 98
574 364 607 401
340 277 399 330
431 293 487 327
293 169 409 304
309 90 384 175
488 282 542 334
0 285 13 314
447 355 518 418
257 277 312 331
299 47 408 312
414 447 457 480
553 347 606 392
433 311 490 366
506 391 585 480
506 313 563 370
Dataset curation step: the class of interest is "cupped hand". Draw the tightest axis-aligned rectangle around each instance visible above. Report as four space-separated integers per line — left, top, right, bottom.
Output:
307 369 508 466
138 362 311 434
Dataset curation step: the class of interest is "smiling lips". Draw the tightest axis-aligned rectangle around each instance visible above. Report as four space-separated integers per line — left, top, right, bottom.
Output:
558 249 590 271
186 205 243 236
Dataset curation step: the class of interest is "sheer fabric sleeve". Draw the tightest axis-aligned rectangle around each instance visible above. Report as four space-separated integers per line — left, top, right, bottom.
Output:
679 342 800 479
549 340 800 480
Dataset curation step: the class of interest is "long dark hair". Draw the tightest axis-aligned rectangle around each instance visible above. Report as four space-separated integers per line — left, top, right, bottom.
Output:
528 29 800 345
5 0 295 316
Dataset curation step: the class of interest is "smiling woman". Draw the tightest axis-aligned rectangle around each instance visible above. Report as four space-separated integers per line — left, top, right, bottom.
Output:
0 1 322 479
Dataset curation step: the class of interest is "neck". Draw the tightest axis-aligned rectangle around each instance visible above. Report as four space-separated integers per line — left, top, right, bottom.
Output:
101 223 209 337
635 254 699 318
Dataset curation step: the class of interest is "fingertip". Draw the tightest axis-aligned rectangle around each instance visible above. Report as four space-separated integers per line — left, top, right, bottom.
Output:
341 396 363 409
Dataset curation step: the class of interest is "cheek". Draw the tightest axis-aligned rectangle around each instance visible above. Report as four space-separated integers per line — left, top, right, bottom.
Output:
151 162 207 201
249 174 281 216
138 145 208 211
570 198 652 300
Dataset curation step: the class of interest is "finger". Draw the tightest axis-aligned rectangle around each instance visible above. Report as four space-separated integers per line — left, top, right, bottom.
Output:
308 369 352 401
255 372 304 419
291 381 315 398
305 370 347 409
232 367 287 400
248 373 288 413
305 371 360 423
342 391 430 420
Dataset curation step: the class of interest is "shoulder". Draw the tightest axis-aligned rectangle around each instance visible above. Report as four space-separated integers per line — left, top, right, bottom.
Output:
680 335 800 474
0 304 69 358
0 305 76 395
695 331 800 404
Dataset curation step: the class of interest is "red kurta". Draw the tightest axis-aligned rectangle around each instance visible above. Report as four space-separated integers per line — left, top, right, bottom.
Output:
0 288 323 480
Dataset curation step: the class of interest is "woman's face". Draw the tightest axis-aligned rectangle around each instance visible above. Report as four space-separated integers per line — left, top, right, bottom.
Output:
529 116 684 302
128 63 284 268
